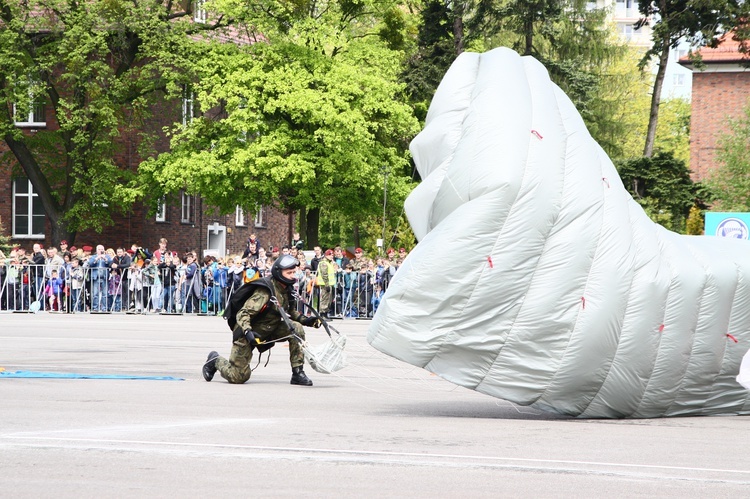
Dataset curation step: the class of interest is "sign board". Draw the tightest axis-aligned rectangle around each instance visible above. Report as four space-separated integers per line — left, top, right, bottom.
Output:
704 212 750 240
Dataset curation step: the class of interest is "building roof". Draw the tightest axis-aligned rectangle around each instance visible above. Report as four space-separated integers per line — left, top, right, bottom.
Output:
679 33 750 67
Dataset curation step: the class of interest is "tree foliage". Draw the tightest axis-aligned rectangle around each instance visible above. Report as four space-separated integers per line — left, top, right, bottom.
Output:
140 0 420 246
0 0 226 243
616 151 710 233
636 0 749 157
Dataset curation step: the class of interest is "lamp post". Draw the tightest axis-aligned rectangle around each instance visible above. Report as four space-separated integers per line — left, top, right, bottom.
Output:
381 166 389 256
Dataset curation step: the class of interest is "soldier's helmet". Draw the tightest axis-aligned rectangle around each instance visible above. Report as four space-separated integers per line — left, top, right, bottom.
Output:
271 254 298 285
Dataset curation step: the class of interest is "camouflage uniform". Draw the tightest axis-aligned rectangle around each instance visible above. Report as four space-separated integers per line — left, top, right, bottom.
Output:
215 278 306 384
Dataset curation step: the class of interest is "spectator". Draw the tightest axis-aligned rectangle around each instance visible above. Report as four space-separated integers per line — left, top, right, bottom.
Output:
112 247 132 309
243 233 261 260
399 247 409 260
316 249 336 319
371 283 384 314
152 238 170 263
108 267 122 312
291 231 304 251
159 252 178 313
128 261 145 313
142 259 158 312
59 240 70 259
243 240 259 261
181 253 200 313
88 245 112 312
31 243 45 301
69 258 85 312
309 246 323 273
44 269 64 311
255 247 269 276
333 246 349 270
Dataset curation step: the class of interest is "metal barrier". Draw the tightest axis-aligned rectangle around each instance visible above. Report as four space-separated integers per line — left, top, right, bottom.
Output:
0 262 397 317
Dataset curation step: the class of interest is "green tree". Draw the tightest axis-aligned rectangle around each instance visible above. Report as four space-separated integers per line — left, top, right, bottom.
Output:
0 0 229 244
140 11 420 247
616 151 709 232
636 0 747 157
401 0 456 122
0 215 10 254
705 101 750 211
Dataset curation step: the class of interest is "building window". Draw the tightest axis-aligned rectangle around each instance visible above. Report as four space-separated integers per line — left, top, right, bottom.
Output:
13 177 45 238
673 74 686 86
13 101 46 128
156 197 167 222
235 206 246 226
254 205 265 227
181 191 194 224
182 85 195 126
194 0 207 23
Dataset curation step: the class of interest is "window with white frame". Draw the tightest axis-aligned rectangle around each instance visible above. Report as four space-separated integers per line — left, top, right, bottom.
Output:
13 178 45 238
194 0 207 23
13 100 46 128
156 197 167 222
254 205 265 227
181 191 194 224
182 85 195 126
673 73 686 86
235 206 246 226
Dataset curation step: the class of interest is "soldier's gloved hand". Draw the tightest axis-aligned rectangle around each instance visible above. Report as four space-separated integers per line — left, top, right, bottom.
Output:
300 316 322 328
244 329 261 345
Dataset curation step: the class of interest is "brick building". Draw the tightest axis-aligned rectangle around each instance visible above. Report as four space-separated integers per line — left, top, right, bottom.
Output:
0 98 293 256
680 36 750 180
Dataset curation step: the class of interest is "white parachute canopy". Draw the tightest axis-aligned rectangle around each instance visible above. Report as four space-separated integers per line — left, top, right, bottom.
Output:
367 47 750 418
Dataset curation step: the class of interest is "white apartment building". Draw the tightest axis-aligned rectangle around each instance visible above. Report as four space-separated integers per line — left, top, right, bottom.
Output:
592 0 693 99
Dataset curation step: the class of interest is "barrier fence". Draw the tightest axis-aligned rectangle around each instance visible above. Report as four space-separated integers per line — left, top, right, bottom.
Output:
0 263 391 318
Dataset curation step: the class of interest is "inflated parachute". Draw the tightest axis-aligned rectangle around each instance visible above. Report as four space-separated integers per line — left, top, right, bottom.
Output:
367 47 750 418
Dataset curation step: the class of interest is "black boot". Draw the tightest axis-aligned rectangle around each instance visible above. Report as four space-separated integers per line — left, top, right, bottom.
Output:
202 351 219 382
291 365 313 386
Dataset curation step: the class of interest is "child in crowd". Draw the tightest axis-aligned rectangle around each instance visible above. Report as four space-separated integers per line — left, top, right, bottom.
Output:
69 258 85 312
45 269 64 311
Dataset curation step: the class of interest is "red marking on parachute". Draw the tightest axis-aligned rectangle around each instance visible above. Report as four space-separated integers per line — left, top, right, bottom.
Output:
487 256 494 268
602 177 610 188
531 129 543 140
727 334 738 343
658 324 665 333
581 297 586 309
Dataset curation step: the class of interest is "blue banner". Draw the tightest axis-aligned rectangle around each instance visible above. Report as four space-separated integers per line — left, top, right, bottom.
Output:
704 212 750 239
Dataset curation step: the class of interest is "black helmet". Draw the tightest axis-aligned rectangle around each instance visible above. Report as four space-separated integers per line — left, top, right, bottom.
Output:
271 254 298 285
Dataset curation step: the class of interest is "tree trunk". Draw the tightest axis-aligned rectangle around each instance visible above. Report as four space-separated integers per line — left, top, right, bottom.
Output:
452 3 465 55
524 18 533 56
3 133 77 245
306 207 320 248
298 206 307 245
51 222 77 247
644 34 671 158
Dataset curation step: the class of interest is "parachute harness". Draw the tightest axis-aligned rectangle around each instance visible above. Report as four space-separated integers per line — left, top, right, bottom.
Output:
263 289 347 375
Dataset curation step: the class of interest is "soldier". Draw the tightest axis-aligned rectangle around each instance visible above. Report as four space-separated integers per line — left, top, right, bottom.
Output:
316 249 336 319
202 254 321 386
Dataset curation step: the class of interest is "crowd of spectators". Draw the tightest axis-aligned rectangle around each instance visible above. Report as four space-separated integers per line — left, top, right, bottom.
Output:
0 233 409 318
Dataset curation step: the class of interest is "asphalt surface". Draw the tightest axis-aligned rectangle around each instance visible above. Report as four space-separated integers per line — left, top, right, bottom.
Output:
1 313 749 498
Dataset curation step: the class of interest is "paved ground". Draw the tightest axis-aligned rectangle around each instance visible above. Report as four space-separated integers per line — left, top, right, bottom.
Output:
1 313 749 498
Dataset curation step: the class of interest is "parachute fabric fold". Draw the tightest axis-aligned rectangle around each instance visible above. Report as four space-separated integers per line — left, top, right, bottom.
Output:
367 47 750 418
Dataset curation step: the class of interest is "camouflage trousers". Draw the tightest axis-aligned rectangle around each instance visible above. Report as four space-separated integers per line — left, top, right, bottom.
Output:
215 322 306 384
